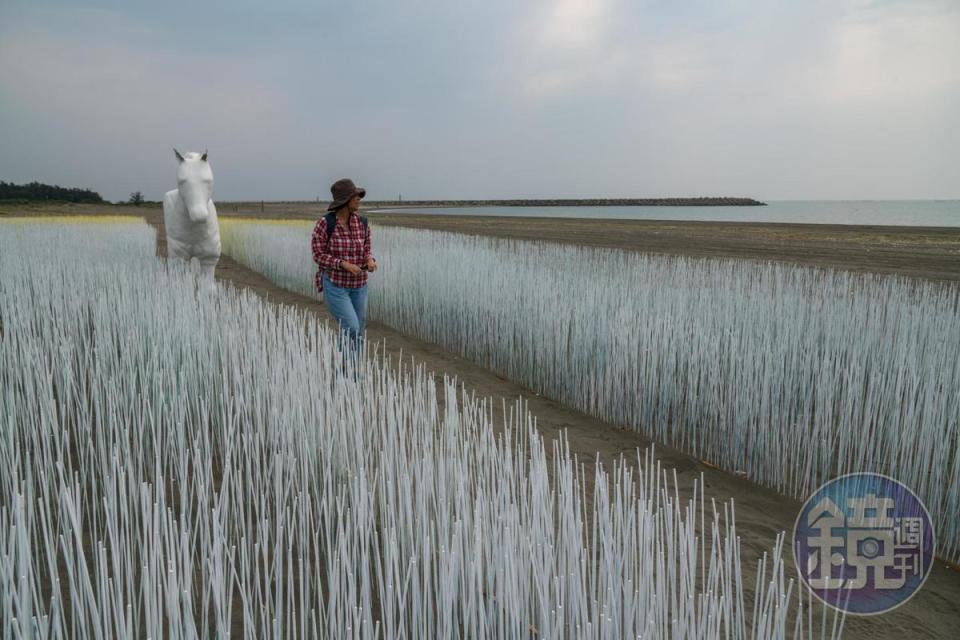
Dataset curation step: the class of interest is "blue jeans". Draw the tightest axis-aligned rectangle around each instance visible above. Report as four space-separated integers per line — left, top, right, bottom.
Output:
321 273 368 355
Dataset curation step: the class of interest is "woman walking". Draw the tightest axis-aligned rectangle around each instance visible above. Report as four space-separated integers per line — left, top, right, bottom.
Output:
311 178 377 357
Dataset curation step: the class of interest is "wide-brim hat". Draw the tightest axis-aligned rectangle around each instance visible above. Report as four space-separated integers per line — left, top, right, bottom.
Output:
327 178 366 211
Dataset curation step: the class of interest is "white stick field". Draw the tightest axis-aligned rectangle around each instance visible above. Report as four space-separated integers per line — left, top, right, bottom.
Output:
222 221 960 566
1 219 843 638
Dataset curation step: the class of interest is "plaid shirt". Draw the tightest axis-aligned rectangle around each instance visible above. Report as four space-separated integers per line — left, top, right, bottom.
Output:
311 212 373 291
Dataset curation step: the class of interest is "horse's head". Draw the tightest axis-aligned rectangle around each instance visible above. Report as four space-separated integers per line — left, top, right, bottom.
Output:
174 149 214 222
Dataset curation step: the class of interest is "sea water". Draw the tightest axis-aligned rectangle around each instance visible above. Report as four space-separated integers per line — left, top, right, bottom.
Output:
375 200 960 227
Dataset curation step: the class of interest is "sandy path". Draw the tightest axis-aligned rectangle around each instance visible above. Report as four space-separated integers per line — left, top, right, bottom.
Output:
134 211 960 639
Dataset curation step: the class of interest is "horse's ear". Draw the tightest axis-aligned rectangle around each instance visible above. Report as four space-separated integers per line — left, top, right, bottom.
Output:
201 150 208 162
174 148 185 163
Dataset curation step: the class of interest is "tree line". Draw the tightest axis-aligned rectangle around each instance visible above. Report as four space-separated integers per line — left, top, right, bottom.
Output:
0 181 104 203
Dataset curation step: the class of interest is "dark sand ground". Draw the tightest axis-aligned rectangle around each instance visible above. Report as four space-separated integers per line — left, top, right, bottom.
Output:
193 201 960 282
5 203 959 637
362 212 960 283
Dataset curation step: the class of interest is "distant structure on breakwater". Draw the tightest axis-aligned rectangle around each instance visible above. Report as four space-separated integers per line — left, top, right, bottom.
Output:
364 197 766 207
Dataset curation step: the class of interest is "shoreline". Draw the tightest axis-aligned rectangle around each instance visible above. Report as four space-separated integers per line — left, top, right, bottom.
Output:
360 196 767 207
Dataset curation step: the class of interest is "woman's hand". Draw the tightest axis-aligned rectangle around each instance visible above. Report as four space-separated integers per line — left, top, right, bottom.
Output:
366 258 377 273
340 261 363 275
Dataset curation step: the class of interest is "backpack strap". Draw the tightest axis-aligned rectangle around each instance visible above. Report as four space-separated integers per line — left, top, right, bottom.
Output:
324 211 338 240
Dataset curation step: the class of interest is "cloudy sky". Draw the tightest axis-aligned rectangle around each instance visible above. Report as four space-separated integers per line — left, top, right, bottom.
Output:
1 0 958 202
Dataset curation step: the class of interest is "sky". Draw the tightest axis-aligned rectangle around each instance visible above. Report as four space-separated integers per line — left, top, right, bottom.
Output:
0 0 958 202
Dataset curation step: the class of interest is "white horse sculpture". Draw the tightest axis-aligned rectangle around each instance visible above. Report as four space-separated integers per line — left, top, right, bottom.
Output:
163 149 221 290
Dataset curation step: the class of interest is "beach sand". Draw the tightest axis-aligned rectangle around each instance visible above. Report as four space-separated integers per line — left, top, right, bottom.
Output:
362 211 960 283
